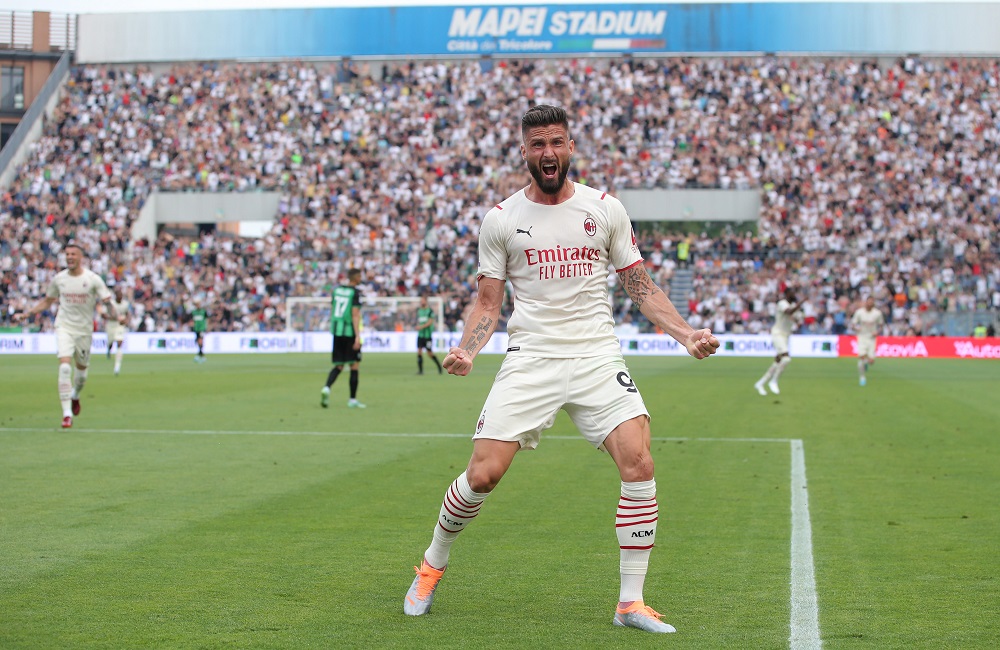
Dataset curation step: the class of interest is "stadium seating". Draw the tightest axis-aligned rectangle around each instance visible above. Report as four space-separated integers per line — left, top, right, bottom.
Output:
1 57 996 335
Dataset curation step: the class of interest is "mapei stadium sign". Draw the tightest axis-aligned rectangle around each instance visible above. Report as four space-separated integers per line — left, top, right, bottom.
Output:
445 7 666 53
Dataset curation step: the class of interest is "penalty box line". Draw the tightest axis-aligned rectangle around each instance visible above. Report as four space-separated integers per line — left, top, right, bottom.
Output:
1 428 821 647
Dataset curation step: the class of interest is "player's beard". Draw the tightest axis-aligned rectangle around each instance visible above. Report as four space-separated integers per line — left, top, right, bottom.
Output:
527 156 569 195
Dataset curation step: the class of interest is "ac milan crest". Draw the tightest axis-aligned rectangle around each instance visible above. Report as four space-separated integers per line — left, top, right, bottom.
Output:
583 216 597 237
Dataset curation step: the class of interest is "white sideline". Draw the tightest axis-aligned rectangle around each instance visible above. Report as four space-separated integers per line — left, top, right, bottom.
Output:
790 439 823 648
1 427 822 648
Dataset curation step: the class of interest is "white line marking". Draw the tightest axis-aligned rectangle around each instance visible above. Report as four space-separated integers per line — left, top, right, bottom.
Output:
0 427 791 443
2 425 819 647
790 439 822 648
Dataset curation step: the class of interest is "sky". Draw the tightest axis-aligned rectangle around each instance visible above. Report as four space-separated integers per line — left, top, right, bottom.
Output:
2 0 982 14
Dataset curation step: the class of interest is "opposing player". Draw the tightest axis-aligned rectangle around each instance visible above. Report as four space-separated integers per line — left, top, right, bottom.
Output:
754 287 804 395
415 295 443 375
13 242 122 428
320 268 365 409
104 285 130 376
190 299 208 363
850 295 886 386
402 105 719 633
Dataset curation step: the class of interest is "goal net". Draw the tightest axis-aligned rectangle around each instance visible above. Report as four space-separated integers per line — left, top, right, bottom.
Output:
286 296 445 334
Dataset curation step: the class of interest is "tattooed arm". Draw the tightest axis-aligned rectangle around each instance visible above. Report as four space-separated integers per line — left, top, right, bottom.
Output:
442 276 505 376
618 264 719 360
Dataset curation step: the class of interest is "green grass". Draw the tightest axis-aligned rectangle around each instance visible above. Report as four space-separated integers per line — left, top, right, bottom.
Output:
1 353 998 649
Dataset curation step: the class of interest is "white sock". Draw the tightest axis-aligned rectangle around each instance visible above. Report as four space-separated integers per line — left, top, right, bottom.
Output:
72 368 88 399
424 471 488 569
759 363 778 383
617 479 657 603
58 363 73 416
115 347 123 371
858 359 866 379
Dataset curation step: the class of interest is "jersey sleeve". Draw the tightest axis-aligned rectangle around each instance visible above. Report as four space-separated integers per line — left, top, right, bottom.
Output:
477 208 508 281
351 289 362 308
606 196 643 271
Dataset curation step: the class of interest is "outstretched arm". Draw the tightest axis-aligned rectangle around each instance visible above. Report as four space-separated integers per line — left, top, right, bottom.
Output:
442 276 505 376
618 265 719 359
786 298 806 315
12 296 57 323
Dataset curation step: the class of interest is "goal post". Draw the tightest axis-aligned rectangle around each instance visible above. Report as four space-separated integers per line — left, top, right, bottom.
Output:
286 296 445 334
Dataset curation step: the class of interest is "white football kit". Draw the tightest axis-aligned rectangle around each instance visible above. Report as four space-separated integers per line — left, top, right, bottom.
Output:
46 269 111 365
474 183 649 449
851 307 885 358
770 298 801 355
106 298 131 342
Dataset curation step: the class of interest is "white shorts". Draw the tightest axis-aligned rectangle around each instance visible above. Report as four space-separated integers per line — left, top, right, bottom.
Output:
57 329 93 367
772 334 790 356
857 336 877 359
473 354 650 451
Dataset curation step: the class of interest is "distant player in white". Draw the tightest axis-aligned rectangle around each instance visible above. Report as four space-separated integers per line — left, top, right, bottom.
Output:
104 285 130 376
13 242 122 428
851 295 886 386
754 287 805 395
403 105 720 634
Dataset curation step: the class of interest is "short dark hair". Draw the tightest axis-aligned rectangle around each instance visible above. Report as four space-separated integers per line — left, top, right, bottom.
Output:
64 241 84 254
521 104 570 139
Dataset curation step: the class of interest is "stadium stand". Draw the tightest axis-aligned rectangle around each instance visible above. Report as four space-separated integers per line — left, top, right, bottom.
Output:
1 57 997 335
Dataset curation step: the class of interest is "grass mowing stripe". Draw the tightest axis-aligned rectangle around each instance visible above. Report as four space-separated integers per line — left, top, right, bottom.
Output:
790 439 822 649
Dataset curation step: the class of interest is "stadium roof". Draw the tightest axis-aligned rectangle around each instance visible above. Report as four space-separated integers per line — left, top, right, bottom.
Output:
8 0 993 15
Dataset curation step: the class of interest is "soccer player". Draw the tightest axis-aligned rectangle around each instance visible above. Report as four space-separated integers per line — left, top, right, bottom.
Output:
415 295 443 375
13 242 122 428
754 287 805 396
320 268 365 409
402 105 719 634
850 295 886 386
104 285 130 376
190 299 208 363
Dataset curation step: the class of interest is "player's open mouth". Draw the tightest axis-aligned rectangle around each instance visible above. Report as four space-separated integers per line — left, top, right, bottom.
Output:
541 162 558 178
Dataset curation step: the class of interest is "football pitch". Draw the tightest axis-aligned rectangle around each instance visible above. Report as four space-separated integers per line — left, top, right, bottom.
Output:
1 353 997 649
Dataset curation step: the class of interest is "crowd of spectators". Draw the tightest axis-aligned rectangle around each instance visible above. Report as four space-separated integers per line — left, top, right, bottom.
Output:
1 56 997 336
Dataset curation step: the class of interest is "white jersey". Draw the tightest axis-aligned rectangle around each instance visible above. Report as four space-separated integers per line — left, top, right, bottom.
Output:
771 299 800 337
478 183 642 357
851 307 885 339
113 298 130 322
45 269 111 335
